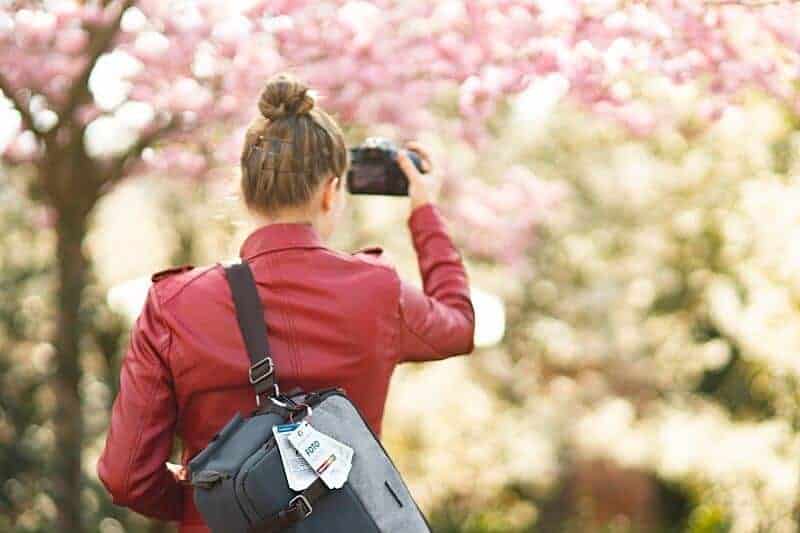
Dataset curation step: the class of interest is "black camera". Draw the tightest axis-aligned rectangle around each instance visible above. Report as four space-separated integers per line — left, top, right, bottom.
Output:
346 137 427 196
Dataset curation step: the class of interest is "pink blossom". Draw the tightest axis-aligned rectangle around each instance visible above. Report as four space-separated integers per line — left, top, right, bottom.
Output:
3 131 39 163
79 5 106 26
168 78 212 113
74 104 103 126
447 165 567 266
15 10 56 44
1 0 799 211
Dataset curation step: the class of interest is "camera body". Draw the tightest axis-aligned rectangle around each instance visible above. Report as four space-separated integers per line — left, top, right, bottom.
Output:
347 137 426 196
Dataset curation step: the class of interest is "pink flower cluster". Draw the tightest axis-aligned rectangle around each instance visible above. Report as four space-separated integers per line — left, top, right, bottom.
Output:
1 0 799 253
448 164 568 268
3 0 797 162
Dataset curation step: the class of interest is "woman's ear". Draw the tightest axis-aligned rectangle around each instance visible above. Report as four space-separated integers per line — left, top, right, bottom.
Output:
321 175 341 213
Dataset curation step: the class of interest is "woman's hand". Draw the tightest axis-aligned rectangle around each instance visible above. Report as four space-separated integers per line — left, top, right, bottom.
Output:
396 140 439 211
166 462 190 485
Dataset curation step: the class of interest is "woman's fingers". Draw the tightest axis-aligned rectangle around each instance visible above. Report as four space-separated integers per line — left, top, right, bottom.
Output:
397 146 437 210
404 140 429 158
397 150 422 183
403 140 433 172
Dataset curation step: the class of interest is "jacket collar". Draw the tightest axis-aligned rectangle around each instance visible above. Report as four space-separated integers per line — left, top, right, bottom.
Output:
239 222 325 260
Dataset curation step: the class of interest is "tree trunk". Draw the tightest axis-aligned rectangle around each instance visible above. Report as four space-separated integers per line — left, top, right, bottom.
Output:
53 207 90 533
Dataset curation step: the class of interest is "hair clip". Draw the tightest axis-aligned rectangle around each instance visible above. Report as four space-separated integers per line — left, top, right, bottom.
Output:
245 143 268 178
262 137 294 144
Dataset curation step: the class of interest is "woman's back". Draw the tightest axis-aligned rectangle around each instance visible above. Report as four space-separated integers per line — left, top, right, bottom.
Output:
97 72 474 532
167 222 405 449
98 205 474 531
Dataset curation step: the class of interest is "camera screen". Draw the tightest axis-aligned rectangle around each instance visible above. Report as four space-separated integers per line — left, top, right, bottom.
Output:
348 163 388 191
347 147 409 196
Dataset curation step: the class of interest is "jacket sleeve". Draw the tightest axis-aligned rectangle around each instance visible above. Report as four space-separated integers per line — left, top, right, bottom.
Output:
97 283 183 522
394 203 476 363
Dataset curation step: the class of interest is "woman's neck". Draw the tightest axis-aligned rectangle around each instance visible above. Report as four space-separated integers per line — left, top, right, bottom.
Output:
251 207 317 229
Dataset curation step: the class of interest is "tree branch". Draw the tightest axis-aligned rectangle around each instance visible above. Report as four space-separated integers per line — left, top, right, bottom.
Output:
0 72 39 137
106 116 180 185
59 0 136 125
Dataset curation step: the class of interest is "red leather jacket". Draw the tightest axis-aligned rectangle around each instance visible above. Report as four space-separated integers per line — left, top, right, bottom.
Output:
97 203 475 531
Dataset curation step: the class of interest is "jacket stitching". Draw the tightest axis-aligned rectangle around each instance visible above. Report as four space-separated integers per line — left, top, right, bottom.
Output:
242 244 326 263
317 247 395 271
393 267 446 361
288 258 305 378
120 373 160 502
273 255 303 379
397 290 444 360
262 254 299 380
388 271 403 365
120 315 170 502
158 264 218 306
151 283 182 388
120 288 176 505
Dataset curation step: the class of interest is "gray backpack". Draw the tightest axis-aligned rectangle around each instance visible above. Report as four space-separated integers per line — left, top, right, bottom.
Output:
187 260 432 532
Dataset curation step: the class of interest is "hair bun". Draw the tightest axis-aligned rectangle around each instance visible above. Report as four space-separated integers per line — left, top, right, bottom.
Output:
258 73 315 121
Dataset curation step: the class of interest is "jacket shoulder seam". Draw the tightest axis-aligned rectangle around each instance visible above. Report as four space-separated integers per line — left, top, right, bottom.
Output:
316 247 391 269
334 248 396 274
154 264 220 306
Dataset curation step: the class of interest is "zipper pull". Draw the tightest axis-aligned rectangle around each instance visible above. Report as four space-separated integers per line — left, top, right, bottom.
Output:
191 470 231 489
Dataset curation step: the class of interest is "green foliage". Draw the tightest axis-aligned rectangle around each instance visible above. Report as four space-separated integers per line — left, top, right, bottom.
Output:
427 495 536 533
0 176 150 532
0 178 54 532
687 505 732 533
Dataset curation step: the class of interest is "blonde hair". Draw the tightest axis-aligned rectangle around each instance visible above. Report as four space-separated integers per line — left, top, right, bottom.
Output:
240 72 349 213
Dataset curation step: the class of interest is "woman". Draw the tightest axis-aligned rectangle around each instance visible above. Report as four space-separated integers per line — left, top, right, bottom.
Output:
97 72 475 532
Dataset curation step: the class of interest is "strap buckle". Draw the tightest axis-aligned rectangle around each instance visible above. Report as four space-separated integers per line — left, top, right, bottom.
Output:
289 495 313 518
255 384 280 407
288 403 312 423
249 356 274 384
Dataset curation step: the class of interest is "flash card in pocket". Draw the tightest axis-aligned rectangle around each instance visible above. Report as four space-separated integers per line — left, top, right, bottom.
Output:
272 423 319 491
287 420 353 489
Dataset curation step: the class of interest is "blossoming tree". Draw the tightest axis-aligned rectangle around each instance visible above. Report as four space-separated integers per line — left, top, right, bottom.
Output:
1 0 799 530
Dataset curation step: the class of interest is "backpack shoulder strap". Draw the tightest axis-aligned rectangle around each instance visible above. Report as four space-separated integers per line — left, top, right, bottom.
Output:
224 260 278 404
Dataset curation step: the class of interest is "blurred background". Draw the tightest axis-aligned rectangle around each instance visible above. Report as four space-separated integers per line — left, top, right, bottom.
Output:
2 1 800 532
